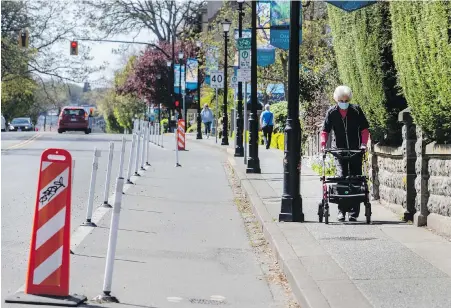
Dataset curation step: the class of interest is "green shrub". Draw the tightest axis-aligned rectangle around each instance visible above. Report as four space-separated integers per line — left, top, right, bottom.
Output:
328 2 407 144
270 101 288 133
390 1 451 142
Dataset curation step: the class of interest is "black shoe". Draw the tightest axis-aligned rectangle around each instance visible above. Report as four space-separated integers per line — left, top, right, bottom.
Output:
348 216 357 222
337 212 345 222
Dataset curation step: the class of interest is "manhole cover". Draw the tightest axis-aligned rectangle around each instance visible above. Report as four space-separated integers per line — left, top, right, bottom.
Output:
189 298 226 305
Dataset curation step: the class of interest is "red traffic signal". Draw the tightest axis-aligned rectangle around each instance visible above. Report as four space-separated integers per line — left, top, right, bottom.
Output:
70 41 78 56
175 101 180 107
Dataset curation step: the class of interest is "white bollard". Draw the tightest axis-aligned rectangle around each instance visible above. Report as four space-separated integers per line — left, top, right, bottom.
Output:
118 136 126 179
134 124 142 176
95 177 125 303
140 123 147 170
175 129 181 167
146 123 151 166
161 125 164 148
126 133 136 184
83 148 101 227
157 123 160 146
102 142 115 208
244 82 248 164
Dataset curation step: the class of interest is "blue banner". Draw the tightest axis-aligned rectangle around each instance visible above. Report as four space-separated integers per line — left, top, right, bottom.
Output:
186 58 198 90
174 64 185 94
257 47 276 67
270 1 302 50
326 1 377 12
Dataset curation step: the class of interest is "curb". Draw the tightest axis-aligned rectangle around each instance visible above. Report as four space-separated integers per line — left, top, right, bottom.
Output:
226 154 330 308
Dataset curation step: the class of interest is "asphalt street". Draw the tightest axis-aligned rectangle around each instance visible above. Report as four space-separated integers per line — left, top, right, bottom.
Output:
1 130 135 301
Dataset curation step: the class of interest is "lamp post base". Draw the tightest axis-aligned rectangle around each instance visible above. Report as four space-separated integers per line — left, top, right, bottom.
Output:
279 195 304 222
234 146 244 157
246 157 261 174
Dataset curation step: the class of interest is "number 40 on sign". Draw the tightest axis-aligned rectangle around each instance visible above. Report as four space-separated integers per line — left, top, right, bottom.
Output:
210 70 224 89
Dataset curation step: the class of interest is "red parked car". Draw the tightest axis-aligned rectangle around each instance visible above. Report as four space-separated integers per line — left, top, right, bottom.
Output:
57 107 91 134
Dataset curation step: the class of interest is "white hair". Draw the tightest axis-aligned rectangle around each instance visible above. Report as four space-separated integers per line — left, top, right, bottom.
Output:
333 85 353 102
264 104 270 111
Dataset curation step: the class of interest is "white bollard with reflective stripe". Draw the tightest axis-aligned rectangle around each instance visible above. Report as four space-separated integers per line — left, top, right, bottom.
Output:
140 124 147 170
99 177 124 302
118 136 126 179
83 148 101 227
146 123 151 166
134 123 141 176
103 142 114 207
175 130 181 167
126 134 136 184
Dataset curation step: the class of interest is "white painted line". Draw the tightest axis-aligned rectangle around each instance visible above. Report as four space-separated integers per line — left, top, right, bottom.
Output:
167 297 183 303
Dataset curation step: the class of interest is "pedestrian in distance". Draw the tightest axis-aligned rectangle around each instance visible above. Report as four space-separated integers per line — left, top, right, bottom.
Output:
320 85 370 222
260 104 274 149
200 104 214 138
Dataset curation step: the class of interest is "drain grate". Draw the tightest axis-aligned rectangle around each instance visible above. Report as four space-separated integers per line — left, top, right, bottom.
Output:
189 298 226 305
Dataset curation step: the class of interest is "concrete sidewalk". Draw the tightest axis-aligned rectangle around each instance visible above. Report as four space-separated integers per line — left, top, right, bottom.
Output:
192 135 451 308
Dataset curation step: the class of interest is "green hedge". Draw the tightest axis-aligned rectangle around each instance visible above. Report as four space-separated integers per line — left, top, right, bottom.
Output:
390 1 451 142
328 2 407 144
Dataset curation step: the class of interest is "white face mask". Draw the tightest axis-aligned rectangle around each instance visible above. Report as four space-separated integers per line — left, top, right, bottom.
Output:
338 101 349 110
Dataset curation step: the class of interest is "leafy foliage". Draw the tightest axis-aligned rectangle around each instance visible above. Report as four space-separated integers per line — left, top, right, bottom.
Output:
328 2 407 144
390 1 451 142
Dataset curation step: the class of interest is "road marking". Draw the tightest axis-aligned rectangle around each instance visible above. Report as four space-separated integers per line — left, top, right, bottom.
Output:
3 133 42 150
167 297 183 303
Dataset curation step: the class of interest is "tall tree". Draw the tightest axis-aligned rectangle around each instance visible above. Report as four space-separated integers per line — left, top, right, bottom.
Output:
84 0 205 44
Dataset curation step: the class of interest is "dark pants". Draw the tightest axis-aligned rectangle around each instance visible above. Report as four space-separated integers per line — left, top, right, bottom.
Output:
204 122 212 135
262 125 273 149
335 153 363 217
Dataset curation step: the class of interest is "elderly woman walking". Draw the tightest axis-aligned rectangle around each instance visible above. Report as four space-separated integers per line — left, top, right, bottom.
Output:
320 85 370 222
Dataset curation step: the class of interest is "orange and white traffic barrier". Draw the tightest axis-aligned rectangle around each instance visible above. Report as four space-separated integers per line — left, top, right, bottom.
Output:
177 119 186 150
5 148 86 306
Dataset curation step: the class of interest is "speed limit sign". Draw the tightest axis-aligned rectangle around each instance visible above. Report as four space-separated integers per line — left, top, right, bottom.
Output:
210 70 224 89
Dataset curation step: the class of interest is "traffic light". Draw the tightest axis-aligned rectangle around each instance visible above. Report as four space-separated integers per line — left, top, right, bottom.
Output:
18 29 29 48
70 41 78 55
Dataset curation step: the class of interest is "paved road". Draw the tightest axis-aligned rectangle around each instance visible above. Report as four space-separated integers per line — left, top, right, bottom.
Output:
1 131 136 301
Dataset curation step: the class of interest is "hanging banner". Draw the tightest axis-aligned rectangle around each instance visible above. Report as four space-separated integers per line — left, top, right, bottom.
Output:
205 46 219 85
326 1 377 12
174 64 185 94
270 1 302 50
186 58 198 90
257 47 276 67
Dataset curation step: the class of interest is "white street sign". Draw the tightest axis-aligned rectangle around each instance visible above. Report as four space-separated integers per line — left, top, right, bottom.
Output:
237 68 251 82
210 70 224 89
239 50 251 69
231 76 238 88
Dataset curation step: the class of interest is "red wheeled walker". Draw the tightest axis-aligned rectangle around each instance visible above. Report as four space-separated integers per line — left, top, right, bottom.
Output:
317 149 372 224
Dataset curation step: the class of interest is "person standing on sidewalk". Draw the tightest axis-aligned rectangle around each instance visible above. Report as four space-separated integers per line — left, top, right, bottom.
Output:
320 85 370 222
260 104 274 149
201 104 214 138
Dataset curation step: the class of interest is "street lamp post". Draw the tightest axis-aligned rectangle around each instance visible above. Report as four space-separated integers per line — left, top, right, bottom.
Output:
221 19 231 146
166 60 172 132
178 51 184 120
279 0 304 222
196 41 203 140
246 1 261 173
156 73 162 134
234 0 245 157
